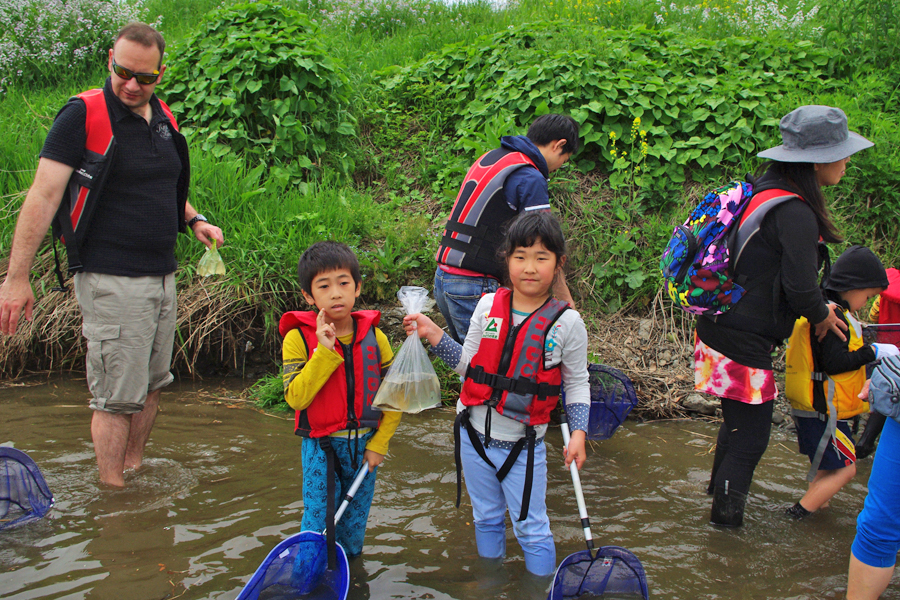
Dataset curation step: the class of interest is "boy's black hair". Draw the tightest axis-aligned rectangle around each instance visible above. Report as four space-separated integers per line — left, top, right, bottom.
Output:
526 114 580 155
498 211 567 272
297 241 361 295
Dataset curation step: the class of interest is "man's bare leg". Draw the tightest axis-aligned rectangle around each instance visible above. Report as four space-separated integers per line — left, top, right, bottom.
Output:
91 410 131 487
124 388 161 470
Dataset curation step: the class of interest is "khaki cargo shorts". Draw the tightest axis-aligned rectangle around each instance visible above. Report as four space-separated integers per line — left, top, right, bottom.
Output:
74 272 176 414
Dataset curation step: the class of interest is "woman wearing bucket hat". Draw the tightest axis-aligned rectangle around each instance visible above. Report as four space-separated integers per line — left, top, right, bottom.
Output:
695 105 873 527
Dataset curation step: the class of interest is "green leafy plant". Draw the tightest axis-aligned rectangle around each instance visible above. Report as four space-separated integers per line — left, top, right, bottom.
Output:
379 24 834 203
162 1 356 178
592 227 648 294
359 239 423 302
247 372 291 413
820 0 899 87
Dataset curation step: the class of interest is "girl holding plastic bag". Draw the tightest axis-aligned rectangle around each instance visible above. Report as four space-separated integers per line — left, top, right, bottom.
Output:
403 211 590 577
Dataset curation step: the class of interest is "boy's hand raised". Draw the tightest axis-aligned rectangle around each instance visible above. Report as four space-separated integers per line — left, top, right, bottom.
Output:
403 313 444 346
316 308 337 351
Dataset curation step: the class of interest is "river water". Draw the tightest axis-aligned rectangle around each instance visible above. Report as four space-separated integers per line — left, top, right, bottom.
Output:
0 378 897 599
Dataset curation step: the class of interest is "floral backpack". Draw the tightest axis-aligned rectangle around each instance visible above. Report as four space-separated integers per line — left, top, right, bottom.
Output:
659 181 799 316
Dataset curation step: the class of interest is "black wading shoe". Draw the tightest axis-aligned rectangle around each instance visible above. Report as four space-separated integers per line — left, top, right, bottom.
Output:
710 485 747 527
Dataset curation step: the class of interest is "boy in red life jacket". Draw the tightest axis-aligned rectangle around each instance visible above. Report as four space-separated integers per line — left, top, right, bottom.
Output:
784 246 894 519
278 241 400 556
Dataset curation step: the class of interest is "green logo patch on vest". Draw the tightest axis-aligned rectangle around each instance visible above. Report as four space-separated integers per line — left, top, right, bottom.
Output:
484 317 502 340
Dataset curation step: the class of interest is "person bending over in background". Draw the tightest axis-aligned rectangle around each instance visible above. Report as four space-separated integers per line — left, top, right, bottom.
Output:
433 114 579 343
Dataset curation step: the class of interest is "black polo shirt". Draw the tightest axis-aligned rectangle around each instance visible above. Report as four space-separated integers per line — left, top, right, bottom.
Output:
41 77 183 277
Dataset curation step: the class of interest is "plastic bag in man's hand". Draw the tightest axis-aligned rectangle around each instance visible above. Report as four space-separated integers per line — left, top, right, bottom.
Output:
372 286 441 414
197 243 226 276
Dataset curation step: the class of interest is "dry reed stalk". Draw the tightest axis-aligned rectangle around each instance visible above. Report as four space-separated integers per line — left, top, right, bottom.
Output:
0 247 281 379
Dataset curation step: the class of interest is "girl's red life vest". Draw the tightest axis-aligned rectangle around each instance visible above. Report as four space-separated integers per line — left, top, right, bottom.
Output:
461 288 570 426
435 148 537 279
278 310 383 438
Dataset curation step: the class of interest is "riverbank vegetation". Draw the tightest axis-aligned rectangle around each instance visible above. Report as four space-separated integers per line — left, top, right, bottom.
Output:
1 0 898 417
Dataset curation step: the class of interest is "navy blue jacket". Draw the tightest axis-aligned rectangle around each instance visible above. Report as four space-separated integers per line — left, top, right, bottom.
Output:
501 136 550 211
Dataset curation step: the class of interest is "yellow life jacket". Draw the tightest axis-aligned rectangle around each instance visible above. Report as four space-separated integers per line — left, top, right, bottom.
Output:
785 310 869 419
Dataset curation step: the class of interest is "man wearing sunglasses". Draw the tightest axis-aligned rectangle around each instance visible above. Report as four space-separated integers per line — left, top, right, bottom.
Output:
0 23 224 488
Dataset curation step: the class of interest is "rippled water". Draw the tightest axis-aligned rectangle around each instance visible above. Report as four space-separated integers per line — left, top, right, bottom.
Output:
1 377 898 599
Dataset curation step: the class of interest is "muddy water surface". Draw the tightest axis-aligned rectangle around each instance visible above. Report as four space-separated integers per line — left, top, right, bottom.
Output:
1 377 898 599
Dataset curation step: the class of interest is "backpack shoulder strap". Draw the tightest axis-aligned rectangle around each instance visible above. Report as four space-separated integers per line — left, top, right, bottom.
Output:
731 188 801 270
78 88 115 155
157 97 179 131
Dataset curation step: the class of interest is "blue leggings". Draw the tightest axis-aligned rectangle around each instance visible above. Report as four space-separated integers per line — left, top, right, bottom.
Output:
460 432 556 576
852 416 900 568
301 434 377 557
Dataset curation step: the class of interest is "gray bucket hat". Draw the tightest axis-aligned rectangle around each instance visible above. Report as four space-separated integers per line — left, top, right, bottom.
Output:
758 105 873 163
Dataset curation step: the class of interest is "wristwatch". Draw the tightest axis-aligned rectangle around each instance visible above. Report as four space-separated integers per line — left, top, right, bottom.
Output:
186 214 208 228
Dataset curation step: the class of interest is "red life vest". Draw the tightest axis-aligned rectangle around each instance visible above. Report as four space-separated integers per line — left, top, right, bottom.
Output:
878 268 900 345
435 148 538 279
51 87 183 274
278 310 383 438
461 288 569 426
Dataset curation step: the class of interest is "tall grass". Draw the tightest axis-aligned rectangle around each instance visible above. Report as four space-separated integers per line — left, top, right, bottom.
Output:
2 0 899 378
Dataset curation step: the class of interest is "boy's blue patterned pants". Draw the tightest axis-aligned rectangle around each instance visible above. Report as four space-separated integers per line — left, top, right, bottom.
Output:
301 432 377 557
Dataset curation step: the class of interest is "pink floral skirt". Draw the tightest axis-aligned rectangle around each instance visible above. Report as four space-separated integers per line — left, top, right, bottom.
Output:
694 334 777 404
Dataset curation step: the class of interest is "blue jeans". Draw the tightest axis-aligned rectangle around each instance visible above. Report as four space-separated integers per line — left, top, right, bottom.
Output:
433 267 500 344
460 430 555 576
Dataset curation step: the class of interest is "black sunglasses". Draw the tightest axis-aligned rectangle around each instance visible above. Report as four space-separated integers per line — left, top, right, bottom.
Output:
112 60 160 85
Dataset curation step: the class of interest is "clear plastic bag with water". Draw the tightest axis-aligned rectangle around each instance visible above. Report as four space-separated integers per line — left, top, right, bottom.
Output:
372 286 441 414
197 244 226 277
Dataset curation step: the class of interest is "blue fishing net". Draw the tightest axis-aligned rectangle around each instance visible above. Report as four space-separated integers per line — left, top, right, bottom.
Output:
0 447 54 530
549 546 650 600
586 364 639 441
237 531 349 600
